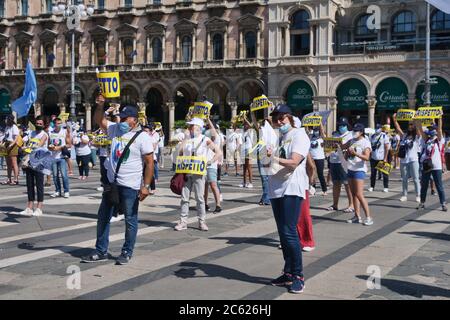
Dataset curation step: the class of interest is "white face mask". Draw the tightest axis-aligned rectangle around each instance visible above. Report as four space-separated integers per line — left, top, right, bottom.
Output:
353 131 361 139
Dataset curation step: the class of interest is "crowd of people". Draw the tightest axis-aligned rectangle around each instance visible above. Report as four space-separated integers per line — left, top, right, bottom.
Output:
0 95 449 295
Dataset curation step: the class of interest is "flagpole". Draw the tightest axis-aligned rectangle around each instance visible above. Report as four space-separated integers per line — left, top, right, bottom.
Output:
70 0 77 123
424 1 431 106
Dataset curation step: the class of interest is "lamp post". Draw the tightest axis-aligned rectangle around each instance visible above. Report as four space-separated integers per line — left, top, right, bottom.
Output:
52 1 94 122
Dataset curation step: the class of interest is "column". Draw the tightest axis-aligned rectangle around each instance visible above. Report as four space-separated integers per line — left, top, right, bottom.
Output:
65 42 69 67
167 101 175 140
162 35 166 63
192 32 196 62
34 103 42 117
77 40 81 68
91 41 95 66
285 26 290 57
408 93 416 109
53 41 57 68
256 28 261 59
205 32 210 60
29 44 32 67
367 96 377 129
15 44 19 68
84 103 92 131
105 38 109 65
132 38 136 64
224 29 228 60
176 35 180 62
229 99 238 119
146 36 150 63
239 31 244 59
118 39 122 65
5 42 9 69
309 27 314 56
57 103 66 115
329 97 337 136
40 43 44 67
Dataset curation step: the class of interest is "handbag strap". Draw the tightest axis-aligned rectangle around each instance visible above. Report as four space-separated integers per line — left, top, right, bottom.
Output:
114 130 143 182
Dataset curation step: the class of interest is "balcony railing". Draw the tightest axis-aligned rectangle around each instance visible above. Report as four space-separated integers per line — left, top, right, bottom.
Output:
175 0 194 11
207 0 227 9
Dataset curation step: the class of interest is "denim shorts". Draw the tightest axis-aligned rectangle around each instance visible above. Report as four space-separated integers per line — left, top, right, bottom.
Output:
330 163 348 183
207 168 218 183
347 170 366 180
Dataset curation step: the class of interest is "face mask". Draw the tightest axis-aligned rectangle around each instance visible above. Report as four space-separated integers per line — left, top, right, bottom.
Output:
36 125 44 131
353 131 361 139
312 130 319 137
338 126 348 135
119 122 130 134
279 123 291 134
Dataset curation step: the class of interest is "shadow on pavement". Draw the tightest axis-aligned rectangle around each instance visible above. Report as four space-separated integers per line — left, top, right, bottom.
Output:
399 231 450 241
209 236 279 248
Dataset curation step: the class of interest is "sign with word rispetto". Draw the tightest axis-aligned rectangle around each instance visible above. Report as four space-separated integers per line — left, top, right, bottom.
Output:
324 138 343 153
302 116 322 127
375 161 393 175
396 109 416 121
24 138 42 154
96 72 121 98
414 106 443 119
251 95 273 112
92 134 111 146
175 156 207 176
191 101 213 119
59 113 70 122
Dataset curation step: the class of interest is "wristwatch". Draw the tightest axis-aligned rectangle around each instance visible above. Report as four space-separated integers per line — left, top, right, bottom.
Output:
144 184 151 190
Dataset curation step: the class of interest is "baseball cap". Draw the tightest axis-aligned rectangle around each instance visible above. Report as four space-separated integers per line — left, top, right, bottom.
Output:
270 104 292 116
119 106 139 119
353 123 365 133
186 118 204 128
337 117 349 127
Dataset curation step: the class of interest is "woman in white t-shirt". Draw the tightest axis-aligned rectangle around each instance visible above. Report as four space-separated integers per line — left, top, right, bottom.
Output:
341 123 373 226
266 105 309 294
18 116 49 217
416 118 447 212
73 131 92 180
308 124 327 196
392 114 421 203
2 115 20 185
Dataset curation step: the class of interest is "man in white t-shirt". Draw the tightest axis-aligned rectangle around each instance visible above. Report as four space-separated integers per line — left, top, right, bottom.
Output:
147 124 160 194
48 117 71 198
368 124 391 193
82 97 154 265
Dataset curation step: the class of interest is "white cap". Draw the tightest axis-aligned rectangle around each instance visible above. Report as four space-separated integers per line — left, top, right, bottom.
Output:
186 118 204 128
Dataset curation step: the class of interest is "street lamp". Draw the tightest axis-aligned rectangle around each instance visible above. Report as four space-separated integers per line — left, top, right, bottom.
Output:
52 1 94 123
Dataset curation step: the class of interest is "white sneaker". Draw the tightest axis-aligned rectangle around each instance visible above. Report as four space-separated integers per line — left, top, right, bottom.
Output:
383 188 389 193
363 218 374 226
367 187 374 192
309 186 316 196
64 192 70 198
199 221 209 231
50 192 61 198
220 194 223 202
18 208 33 216
97 186 104 192
302 247 315 252
174 221 188 231
110 215 124 223
347 216 362 224
416 196 421 203
33 208 43 217
246 183 254 189
399 196 407 202
239 183 245 188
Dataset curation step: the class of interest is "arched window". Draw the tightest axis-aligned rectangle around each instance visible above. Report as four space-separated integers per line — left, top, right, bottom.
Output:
392 11 416 34
182 35 192 62
96 41 106 65
152 37 162 63
213 33 224 60
245 31 256 58
432 10 450 31
123 38 134 65
21 0 28 16
290 10 310 56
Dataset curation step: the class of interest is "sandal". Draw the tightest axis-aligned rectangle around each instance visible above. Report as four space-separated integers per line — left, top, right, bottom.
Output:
13 180 19 185
326 206 338 211
1 180 12 185
343 207 355 213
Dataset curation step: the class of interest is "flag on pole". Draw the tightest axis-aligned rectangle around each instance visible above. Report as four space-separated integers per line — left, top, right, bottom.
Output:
426 0 450 14
12 59 37 119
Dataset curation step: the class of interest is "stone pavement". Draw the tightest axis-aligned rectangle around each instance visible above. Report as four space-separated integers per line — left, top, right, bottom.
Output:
0 162 449 300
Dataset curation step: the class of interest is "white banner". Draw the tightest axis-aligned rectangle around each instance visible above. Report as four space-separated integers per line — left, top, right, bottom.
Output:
426 0 450 14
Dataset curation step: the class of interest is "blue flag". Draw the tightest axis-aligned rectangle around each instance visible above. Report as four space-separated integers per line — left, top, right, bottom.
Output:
12 60 37 119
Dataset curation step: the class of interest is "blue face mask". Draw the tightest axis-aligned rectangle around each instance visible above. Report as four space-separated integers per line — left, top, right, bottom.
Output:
119 122 130 134
338 126 348 135
279 123 291 135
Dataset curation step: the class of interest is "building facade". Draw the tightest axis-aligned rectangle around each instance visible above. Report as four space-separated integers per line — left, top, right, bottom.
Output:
1 0 450 136
0 0 269 139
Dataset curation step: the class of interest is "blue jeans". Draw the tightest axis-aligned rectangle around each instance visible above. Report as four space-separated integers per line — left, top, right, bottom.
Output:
400 161 420 196
420 169 446 205
270 195 303 277
52 158 69 193
95 186 140 257
257 159 270 204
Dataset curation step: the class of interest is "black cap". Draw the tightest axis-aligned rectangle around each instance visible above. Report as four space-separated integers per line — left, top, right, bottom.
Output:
270 104 292 116
337 117 349 127
119 106 139 119
353 123 365 133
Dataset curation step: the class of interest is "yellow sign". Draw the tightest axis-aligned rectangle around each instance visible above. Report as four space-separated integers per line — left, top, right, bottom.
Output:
92 134 111 146
421 118 435 127
154 122 162 130
249 140 266 154
191 101 213 119
24 138 41 154
303 116 322 127
59 113 70 122
96 72 121 98
250 95 273 112
175 156 207 175
415 106 443 119
324 138 343 153
375 161 393 175
396 109 416 122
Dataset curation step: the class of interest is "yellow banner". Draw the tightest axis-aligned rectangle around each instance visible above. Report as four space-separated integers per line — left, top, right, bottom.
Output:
251 95 273 112
92 134 111 146
421 118 435 127
97 72 121 98
24 138 41 154
191 102 213 119
303 116 322 127
415 106 443 119
396 109 416 122
175 156 207 175
59 113 70 122
324 137 343 153
153 122 162 130
375 161 393 175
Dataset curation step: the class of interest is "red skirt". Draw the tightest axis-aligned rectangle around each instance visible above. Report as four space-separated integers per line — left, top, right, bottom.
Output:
297 191 315 248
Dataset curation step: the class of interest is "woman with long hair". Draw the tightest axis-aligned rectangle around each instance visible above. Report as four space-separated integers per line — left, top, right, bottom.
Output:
2 115 20 185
